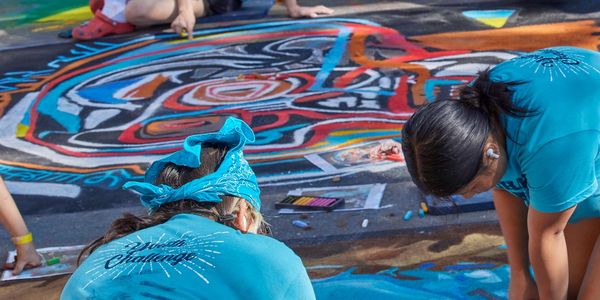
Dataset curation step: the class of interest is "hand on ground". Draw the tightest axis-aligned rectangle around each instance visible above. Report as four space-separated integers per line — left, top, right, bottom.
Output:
5 243 42 275
287 5 334 18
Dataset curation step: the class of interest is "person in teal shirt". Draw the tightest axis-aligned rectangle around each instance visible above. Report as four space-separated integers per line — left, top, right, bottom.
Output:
401 47 600 299
61 117 315 300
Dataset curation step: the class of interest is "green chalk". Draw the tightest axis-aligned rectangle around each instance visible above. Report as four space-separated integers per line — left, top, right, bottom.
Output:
47 257 60 266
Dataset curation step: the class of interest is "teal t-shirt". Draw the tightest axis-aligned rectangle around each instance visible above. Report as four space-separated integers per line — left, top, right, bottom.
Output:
493 46 600 223
61 214 315 300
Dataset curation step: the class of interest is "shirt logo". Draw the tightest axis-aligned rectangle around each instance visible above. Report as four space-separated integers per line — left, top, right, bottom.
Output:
82 231 229 289
513 48 600 82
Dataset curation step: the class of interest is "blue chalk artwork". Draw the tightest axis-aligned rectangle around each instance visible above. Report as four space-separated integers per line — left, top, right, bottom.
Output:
312 263 509 299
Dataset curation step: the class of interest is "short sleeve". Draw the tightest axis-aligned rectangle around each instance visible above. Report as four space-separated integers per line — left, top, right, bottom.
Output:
524 131 599 213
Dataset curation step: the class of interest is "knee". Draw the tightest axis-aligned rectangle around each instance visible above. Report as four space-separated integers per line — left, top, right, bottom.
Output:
125 1 152 26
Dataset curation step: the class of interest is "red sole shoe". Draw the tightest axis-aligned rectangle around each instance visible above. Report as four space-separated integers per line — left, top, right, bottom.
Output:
72 11 135 40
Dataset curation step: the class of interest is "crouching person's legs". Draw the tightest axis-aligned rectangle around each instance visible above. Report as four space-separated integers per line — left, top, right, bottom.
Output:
125 0 206 27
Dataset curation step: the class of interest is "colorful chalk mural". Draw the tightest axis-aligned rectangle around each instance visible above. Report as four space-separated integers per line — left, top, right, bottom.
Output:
0 17 598 202
0 0 90 32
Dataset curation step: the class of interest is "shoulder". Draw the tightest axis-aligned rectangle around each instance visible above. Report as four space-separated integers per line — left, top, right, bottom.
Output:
238 233 303 264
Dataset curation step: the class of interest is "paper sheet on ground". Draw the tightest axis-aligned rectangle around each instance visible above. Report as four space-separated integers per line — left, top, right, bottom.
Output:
1 245 85 281
278 183 386 214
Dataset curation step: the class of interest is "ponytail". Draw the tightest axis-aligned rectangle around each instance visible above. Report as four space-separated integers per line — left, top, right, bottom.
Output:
460 69 533 122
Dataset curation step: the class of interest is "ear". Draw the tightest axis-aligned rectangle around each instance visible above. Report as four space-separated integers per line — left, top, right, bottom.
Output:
235 200 250 233
482 140 501 166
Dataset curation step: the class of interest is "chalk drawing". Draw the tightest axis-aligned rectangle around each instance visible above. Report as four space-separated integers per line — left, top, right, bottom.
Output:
462 10 516 29
1 17 556 200
0 0 90 31
312 263 509 300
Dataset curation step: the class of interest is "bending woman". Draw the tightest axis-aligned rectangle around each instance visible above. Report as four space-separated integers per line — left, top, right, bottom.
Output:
61 118 315 299
402 47 600 300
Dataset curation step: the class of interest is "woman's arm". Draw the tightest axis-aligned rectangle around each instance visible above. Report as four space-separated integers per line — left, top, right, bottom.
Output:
528 206 574 300
494 189 539 300
281 0 333 18
0 177 41 274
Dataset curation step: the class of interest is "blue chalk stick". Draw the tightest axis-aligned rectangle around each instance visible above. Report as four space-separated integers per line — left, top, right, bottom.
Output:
403 210 413 221
418 208 425 218
292 220 309 228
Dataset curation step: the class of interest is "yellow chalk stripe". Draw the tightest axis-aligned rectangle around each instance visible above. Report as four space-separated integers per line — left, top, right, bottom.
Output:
16 123 29 138
36 6 92 23
476 17 509 28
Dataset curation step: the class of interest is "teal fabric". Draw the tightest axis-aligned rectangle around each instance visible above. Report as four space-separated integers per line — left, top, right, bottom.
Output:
123 117 262 210
493 46 600 223
61 214 315 300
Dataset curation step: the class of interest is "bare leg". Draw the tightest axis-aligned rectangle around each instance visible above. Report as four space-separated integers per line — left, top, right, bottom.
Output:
579 234 600 300
564 218 600 299
125 0 206 27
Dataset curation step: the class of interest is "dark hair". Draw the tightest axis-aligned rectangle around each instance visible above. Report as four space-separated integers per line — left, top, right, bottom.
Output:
78 143 269 264
401 69 532 196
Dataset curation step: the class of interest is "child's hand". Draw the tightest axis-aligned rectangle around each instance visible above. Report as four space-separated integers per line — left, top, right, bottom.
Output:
5 243 42 275
287 5 333 18
171 9 195 39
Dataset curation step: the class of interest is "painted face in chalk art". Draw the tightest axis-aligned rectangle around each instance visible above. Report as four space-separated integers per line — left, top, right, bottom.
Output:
0 19 517 173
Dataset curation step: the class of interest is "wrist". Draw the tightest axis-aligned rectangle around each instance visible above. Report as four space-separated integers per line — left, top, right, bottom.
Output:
177 0 193 14
15 241 35 251
286 4 300 12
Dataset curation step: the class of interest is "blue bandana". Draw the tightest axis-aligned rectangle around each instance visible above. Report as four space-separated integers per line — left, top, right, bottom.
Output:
123 117 261 211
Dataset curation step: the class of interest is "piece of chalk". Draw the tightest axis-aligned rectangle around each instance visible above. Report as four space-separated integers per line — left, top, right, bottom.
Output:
47 257 60 266
361 219 369 228
418 208 425 218
420 202 428 213
292 220 310 229
179 29 187 38
403 210 413 221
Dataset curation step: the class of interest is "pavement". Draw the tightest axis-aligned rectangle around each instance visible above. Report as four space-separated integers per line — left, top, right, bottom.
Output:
0 0 598 298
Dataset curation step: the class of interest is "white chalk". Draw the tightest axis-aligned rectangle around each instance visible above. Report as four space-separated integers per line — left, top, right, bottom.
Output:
361 218 369 228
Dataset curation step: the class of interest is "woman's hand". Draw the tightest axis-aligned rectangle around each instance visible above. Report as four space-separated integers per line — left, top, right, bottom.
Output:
171 8 195 39
509 270 539 300
287 5 333 18
7 243 42 275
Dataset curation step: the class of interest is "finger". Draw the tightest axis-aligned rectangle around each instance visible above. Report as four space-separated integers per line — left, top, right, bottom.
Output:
186 24 194 40
171 22 183 35
315 5 334 15
12 260 27 275
310 11 318 18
